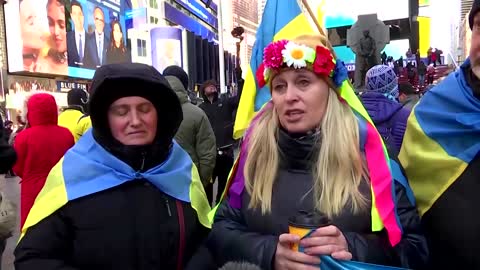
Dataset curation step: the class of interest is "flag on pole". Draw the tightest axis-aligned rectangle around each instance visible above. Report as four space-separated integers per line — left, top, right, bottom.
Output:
233 0 316 139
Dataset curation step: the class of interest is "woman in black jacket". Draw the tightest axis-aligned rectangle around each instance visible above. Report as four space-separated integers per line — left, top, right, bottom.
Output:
206 35 428 269
14 63 211 270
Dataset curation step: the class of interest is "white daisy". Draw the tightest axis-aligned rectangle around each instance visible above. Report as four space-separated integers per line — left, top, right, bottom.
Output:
281 42 315 69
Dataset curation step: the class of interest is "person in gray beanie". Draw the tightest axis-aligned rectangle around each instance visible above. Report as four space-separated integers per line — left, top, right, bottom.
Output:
359 65 410 154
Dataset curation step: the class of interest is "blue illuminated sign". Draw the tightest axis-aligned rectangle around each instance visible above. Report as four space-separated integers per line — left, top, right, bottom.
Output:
164 2 218 42
172 0 218 29
199 0 217 12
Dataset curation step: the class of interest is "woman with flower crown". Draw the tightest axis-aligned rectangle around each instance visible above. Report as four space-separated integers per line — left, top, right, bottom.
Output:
204 34 428 270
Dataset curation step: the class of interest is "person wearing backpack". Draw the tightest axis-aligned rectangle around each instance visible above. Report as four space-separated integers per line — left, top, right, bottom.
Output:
360 65 410 154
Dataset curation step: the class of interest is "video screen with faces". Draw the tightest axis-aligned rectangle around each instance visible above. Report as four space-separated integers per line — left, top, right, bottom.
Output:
5 0 132 79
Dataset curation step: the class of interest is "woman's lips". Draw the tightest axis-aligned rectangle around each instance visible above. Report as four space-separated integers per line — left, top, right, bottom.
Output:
284 109 305 121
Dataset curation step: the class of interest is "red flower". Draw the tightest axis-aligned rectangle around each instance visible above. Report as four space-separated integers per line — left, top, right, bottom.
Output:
312 45 335 76
263 40 288 68
256 63 267 88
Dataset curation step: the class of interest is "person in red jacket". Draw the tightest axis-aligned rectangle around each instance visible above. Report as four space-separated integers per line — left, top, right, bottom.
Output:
13 93 74 229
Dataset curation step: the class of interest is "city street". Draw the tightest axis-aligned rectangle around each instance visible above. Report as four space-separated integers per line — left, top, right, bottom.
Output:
0 175 20 270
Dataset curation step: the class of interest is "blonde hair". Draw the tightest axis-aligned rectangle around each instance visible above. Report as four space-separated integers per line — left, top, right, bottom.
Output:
244 35 368 217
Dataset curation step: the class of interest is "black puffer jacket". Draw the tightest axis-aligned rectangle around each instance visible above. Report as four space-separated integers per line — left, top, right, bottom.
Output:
207 129 428 269
14 63 209 270
198 82 241 148
0 114 16 173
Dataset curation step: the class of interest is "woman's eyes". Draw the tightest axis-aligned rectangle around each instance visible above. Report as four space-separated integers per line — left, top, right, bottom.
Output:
113 108 128 116
138 105 152 114
298 79 310 87
272 84 287 92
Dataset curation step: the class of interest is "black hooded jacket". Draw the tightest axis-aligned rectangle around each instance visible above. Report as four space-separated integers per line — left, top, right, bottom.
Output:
14 63 209 270
207 130 428 269
0 114 16 173
198 82 241 149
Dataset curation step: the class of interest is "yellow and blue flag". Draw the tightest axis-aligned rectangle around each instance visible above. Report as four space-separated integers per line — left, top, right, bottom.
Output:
21 130 211 239
399 59 480 216
233 0 316 139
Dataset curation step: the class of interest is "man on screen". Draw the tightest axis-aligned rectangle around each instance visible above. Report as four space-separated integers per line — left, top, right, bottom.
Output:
85 7 109 69
67 0 92 67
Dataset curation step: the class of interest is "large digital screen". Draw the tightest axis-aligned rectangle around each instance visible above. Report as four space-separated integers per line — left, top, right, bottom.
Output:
5 0 131 79
325 0 409 28
333 39 411 65
151 27 183 73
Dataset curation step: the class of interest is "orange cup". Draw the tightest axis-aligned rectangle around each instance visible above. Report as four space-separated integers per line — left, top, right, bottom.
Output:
288 211 330 252
288 225 316 251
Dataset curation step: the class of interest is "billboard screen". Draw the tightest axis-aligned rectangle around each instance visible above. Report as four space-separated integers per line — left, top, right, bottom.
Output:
151 27 183 73
325 0 409 28
5 0 131 79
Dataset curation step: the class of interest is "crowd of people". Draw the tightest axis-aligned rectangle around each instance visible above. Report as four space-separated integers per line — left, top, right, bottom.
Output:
0 1 480 270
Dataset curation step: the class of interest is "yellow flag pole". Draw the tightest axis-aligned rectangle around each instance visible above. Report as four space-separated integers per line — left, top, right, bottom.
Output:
300 0 325 36
299 0 337 57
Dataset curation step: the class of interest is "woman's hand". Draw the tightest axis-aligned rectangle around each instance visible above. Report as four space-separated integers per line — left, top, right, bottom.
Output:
300 225 353 261
274 234 321 270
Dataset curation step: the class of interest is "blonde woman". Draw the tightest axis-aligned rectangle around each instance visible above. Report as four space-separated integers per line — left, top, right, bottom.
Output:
206 35 428 269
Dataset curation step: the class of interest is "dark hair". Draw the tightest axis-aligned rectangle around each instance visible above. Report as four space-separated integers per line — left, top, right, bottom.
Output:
201 80 217 89
110 20 126 52
70 0 83 12
163 66 189 90
399 82 416 96
47 0 66 7
219 262 262 270
94 6 104 16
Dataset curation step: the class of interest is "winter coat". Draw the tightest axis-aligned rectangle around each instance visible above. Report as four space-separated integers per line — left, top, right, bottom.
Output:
166 76 216 185
13 93 74 228
58 108 84 141
402 62 480 269
14 63 210 270
206 130 428 269
0 115 16 173
14 180 209 270
74 115 91 141
417 64 427 76
401 95 420 111
199 86 240 149
360 92 410 154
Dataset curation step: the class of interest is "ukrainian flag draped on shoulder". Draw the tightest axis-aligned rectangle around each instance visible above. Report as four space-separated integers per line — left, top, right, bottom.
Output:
21 130 211 239
233 0 315 139
399 59 480 217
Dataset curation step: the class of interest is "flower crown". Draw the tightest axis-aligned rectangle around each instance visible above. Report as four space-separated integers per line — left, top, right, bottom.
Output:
256 40 348 89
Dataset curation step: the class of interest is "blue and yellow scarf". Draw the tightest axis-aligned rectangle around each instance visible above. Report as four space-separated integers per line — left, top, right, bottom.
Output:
399 59 480 216
21 130 211 238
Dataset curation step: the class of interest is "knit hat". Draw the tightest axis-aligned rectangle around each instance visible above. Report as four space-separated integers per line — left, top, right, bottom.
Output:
469 0 480 30
365 65 399 100
67 88 88 112
163 65 189 90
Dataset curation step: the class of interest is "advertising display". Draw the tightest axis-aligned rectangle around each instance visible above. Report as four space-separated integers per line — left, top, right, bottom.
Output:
5 75 68 109
324 0 409 28
151 27 183 73
5 0 131 79
56 80 88 92
333 39 411 69
164 2 218 42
